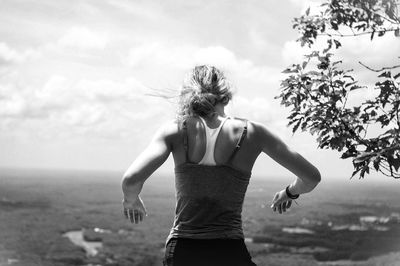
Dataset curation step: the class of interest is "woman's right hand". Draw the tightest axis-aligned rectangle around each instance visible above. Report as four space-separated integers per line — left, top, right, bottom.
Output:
271 189 292 214
122 195 147 224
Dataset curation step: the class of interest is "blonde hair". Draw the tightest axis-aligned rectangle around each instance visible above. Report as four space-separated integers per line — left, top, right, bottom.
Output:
177 65 233 120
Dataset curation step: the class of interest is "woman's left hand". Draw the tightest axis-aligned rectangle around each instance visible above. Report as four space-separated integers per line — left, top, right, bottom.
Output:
271 189 292 214
122 196 147 224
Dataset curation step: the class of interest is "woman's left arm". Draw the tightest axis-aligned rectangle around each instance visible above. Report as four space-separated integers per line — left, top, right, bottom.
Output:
122 122 173 224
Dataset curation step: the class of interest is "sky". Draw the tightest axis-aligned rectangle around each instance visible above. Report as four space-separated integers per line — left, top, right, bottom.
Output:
0 0 399 182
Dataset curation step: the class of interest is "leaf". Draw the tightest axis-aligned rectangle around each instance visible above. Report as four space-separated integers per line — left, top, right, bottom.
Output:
345 81 357 88
378 71 391 78
341 150 355 159
292 118 303 134
395 159 400 172
353 152 374 164
351 167 362 178
323 39 332 53
282 68 293 74
301 121 308 131
388 155 400 171
306 7 310 16
334 39 342 48
307 70 322 76
309 127 320 135
318 136 330 149
373 156 380 171
360 165 370 178
350 85 360 91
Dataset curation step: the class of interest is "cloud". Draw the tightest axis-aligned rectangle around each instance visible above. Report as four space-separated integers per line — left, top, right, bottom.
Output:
104 0 165 21
281 37 330 66
61 104 105 126
75 78 149 102
0 74 173 139
126 43 190 68
0 42 40 64
0 81 54 119
337 34 400 72
33 75 150 110
228 95 283 124
0 93 27 118
58 27 108 50
338 35 399 106
126 42 281 90
126 43 246 70
127 43 248 70
249 28 270 50
282 40 307 65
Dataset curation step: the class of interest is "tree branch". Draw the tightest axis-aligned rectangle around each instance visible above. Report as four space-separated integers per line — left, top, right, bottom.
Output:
396 94 400 128
321 27 399 37
358 61 400 72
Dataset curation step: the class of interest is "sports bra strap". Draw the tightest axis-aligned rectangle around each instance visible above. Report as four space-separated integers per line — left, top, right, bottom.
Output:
181 117 248 164
182 120 189 161
226 118 248 164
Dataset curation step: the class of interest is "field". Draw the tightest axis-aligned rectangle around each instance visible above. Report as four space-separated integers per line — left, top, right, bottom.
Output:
0 168 400 266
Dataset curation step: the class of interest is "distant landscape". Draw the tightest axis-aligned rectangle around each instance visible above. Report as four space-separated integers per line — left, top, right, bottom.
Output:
0 168 400 266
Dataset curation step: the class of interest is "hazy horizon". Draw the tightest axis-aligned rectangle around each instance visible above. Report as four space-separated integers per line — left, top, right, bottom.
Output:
1 166 398 187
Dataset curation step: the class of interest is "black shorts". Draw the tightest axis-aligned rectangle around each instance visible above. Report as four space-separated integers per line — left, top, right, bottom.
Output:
163 237 257 266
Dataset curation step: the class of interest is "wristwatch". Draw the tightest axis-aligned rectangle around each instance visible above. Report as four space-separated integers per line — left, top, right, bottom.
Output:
285 185 300 199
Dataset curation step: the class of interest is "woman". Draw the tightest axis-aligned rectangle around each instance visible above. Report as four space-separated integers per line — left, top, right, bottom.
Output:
121 65 321 266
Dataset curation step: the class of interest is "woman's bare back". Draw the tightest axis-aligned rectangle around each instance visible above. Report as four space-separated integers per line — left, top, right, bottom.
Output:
169 115 262 174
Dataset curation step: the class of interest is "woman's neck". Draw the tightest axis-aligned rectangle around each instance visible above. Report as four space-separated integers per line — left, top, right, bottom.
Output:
203 104 226 122
215 103 226 116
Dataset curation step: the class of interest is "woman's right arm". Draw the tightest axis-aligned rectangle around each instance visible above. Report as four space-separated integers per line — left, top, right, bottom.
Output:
253 122 321 212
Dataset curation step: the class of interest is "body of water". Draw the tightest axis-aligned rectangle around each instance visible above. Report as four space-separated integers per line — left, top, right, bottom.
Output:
63 230 102 256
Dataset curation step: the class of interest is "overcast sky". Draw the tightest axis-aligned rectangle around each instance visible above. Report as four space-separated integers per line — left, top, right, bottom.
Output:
0 0 399 182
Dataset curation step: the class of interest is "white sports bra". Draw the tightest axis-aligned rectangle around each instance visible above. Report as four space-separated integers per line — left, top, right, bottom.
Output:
198 116 230 165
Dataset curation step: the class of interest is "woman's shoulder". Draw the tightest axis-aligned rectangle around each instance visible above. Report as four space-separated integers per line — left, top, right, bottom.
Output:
149 119 179 144
154 118 199 138
229 118 279 141
228 117 264 131
158 119 180 135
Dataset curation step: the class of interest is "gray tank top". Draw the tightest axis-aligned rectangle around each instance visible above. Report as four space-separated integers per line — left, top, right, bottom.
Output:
166 117 250 245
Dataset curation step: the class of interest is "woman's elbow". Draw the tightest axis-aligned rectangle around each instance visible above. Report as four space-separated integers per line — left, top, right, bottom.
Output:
121 172 142 187
301 167 321 187
310 168 321 185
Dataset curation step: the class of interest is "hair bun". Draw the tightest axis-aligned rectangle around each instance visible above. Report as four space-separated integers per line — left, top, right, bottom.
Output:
178 65 233 119
190 92 217 117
